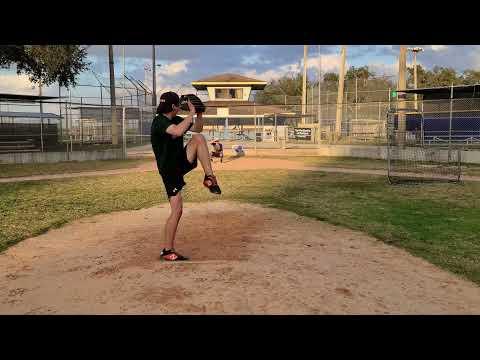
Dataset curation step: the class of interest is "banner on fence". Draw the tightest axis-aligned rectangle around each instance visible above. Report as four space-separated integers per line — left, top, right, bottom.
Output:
289 127 312 141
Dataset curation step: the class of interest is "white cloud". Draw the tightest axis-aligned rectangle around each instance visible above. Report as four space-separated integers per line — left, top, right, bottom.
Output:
242 62 301 82
369 62 398 78
144 59 190 97
0 73 36 94
306 53 345 73
239 52 346 82
430 45 448 52
157 60 190 77
472 51 480 68
241 54 271 66
157 84 195 95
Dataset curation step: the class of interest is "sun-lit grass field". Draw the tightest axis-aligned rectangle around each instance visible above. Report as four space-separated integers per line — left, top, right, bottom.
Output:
0 158 151 178
1 166 479 285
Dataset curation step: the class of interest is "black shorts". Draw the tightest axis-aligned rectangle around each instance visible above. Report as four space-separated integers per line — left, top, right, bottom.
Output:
160 146 197 197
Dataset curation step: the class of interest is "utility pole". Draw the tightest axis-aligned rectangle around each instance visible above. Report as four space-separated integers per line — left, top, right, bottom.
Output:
122 45 126 91
39 80 44 152
58 84 62 139
317 45 322 145
152 45 157 107
302 45 308 124
407 47 424 110
397 45 407 145
108 45 118 145
335 46 347 139
355 76 358 121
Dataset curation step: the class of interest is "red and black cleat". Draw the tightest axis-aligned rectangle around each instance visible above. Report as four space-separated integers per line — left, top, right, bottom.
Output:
203 174 221 195
160 248 189 261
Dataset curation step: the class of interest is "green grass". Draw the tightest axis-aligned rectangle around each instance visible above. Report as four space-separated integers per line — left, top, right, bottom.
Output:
0 159 152 178
1 169 479 285
253 155 389 170
251 155 480 176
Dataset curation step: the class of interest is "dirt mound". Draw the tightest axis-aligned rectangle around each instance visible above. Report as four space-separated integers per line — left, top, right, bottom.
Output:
1 201 480 314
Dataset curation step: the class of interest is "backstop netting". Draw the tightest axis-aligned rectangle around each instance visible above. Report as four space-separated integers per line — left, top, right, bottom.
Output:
386 107 462 183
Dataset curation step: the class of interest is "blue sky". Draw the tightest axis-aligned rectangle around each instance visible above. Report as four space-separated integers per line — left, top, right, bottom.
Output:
1 45 479 100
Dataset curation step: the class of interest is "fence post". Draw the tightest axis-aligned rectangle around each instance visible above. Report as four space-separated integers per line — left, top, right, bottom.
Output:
448 84 454 162
254 102 257 155
59 87 63 140
39 110 44 152
66 134 69 160
100 85 104 143
65 100 68 137
274 112 277 144
39 81 44 152
421 101 425 147
80 97 83 144
139 105 143 145
122 106 127 159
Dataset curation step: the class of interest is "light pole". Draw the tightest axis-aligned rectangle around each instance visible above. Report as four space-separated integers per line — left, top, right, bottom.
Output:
38 81 44 152
317 45 322 145
397 46 407 145
108 45 117 145
152 45 157 107
145 62 162 107
335 46 347 139
302 45 308 124
407 47 424 109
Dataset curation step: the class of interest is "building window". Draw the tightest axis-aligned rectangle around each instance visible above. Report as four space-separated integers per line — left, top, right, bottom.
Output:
215 88 243 100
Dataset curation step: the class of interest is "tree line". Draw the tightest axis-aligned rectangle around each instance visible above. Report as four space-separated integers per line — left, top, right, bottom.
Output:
255 65 480 104
1 45 89 88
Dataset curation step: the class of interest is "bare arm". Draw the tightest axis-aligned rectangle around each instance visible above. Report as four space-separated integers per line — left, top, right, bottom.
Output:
166 101 196 138
190 112 204 133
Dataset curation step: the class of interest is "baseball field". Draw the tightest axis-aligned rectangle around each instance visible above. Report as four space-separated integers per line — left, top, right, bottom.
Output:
1 154 480 314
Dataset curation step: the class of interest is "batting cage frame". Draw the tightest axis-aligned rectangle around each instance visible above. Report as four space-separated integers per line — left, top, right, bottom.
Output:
386 107 462 184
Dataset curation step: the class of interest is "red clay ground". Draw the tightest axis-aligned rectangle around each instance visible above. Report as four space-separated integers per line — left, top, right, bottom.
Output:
1 201 480 314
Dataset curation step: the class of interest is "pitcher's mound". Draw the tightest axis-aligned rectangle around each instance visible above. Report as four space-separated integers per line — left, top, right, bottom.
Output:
1 201 480 314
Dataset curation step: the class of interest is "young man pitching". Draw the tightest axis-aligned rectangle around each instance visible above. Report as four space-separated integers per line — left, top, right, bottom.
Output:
151 91 221 261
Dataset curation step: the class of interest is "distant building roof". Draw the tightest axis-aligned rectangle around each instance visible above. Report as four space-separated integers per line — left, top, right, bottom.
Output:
177 101 310 117
397 84 480 100
0 94 59 102
0 111 61 119
191 73 267 90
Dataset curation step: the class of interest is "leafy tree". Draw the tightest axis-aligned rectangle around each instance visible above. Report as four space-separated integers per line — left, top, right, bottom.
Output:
254 73 312 104
0 45 90 88
345 65 374 81
407 65 463 88
461 69 480 85
323 72 339 83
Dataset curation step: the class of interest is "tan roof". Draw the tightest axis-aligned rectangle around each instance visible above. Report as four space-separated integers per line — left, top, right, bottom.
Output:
179 101 294 117
191 73 267 90
193 73 266 83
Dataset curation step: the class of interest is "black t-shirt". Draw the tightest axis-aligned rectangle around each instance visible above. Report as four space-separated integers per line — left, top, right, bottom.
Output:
151 113 192 173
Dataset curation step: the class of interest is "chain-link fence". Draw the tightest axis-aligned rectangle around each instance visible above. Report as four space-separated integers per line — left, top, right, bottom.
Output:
2 95 480 163
386 106 463 183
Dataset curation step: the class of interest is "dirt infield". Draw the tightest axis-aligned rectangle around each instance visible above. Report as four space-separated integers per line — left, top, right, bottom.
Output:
1 201 480 314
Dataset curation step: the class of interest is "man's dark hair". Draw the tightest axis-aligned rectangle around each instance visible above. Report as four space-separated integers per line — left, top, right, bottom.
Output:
157 91 180 114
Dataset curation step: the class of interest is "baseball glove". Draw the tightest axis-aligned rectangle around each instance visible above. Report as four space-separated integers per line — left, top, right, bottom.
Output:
179 94 206 113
